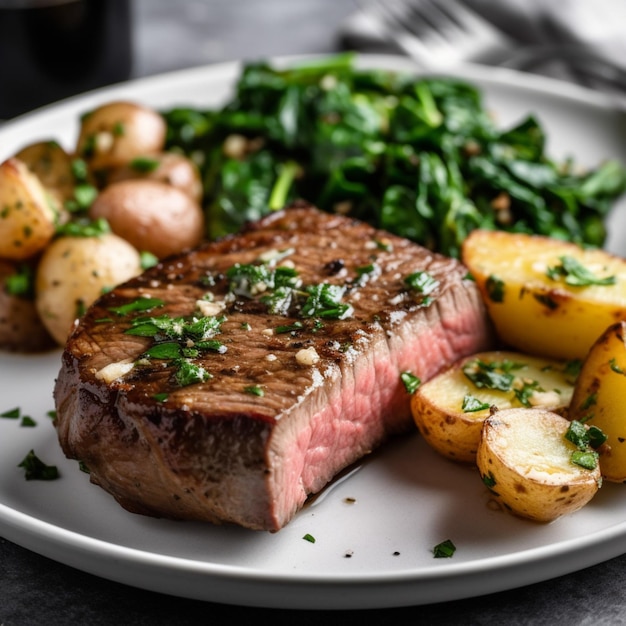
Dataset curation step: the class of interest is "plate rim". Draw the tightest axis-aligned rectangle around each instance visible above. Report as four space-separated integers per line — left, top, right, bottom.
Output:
1 53 625 610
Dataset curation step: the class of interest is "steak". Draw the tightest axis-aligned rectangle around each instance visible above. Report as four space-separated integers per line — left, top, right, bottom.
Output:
54 203 494 531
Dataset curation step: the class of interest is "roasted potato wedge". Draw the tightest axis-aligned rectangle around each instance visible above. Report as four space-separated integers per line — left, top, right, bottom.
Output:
35 232 142 345
76 101 166 176
0 157 57 260
462 229 626 360
477 408 601 523
411 351 578 463
569 321 626 482
89 179 205 259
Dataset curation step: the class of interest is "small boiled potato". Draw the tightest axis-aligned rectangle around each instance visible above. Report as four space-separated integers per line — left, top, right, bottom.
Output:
89 179 205 259
14 140 75 204
569 321 626 482
477 408 601 523
411 351 578 463
35 233 142 345
462 229 626 360
0 259 55 352
0 158 57 260
107 152 203 203
76 101 166 175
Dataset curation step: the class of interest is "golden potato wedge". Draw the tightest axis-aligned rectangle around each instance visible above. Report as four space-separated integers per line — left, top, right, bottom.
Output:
411 351 578 463
76 101 166 175
569 321 626 482
88 179 205 259
35 233 142 345
0 259 55 352
461 229 626 360
477 408 601 523
0 157 57 260
107 152 203 203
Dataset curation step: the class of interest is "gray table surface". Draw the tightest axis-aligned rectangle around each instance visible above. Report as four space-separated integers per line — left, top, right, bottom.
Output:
2 1 626 624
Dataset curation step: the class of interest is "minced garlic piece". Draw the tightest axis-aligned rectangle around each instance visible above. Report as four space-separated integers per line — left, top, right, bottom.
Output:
94 360 134 384
196 298 225 317
296 347 320 366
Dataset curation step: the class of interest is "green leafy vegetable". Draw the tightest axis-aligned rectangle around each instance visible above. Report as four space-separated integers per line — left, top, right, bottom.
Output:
162 54 626 257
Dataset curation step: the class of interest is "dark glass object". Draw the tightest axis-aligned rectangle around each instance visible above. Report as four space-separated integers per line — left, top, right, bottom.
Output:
0 0 132 119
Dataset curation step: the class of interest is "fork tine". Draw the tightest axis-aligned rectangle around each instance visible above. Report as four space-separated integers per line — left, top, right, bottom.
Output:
359 0 512 67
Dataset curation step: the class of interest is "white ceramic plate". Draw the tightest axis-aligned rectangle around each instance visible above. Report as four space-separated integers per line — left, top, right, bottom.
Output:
1 56 626 611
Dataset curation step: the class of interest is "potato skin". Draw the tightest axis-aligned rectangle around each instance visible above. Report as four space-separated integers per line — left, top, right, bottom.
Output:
107 152 203 203
411 351 576 464
569 321 626 482
477 408 601 523
0 158 57 260
76 101 166 175
14 140 76 205
0 259 55 352
89 179 205 259
35 233 142 345
461 229 626 360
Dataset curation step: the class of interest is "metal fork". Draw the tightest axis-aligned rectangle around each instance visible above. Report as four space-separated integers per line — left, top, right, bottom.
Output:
358 0 513 67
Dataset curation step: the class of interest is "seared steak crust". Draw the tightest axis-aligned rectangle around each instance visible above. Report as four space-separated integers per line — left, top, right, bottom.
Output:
54 204 494 531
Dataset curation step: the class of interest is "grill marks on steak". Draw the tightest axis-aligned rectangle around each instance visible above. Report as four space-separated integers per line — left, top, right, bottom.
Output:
54 204 494 531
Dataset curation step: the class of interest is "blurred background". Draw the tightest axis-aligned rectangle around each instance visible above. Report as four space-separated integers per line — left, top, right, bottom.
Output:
1 0 625 119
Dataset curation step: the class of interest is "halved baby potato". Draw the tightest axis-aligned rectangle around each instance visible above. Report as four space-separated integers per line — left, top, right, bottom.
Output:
0 157 57 260
35 232 143 345
477 408 601 523
462 229 626 360
14 140 76 205
569 321 626 482
411 351 578 463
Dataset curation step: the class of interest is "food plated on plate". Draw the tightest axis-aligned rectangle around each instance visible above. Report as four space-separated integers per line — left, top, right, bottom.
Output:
2 54 626 530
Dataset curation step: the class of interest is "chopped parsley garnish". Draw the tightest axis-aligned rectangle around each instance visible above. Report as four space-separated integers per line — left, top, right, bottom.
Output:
108 297 165 316
140 251 159 269
462 394 490 412
565 420 607 470
486 275 505 302
432 539 456 558
462 359 524 392
153 393 169 402
130 156 160 173
513 379 542 407
175 360 211 386
1 407 20 419
302 533 316 543
400 371 421 394
244 385 265 396
482 471 497 489
18 450 59 481
301 283 353 319
610 358 626 375
55 216 110 238
4 264 34 298
275 321 304 334
547 256 616 287
404 270 439 305
20 416 37 427
64 183 98 213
